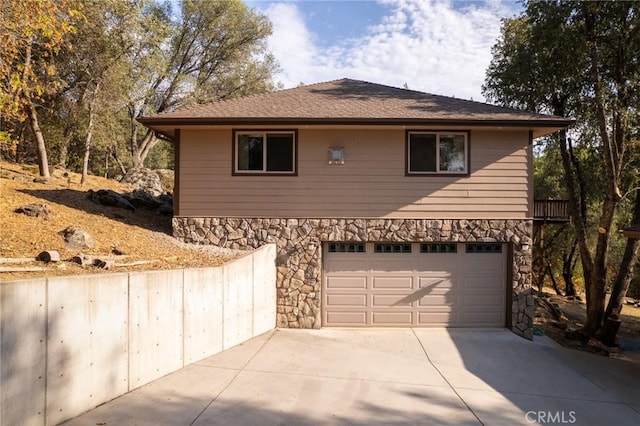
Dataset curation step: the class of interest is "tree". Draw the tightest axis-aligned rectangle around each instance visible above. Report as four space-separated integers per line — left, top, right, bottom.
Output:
483 1 640 338
0 0 82 178
56 0 143 184
124 0 278 169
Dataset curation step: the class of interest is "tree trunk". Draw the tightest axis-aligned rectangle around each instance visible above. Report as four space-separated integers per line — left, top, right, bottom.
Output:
58 141 69 168
599 190 640 346
111 145 127 176
562 239 577 297
547 262 562 296
580 4 624 335
27 104 50 179
557 127 597 338
104 151 109 178
131 128 157 169
81 82 100 185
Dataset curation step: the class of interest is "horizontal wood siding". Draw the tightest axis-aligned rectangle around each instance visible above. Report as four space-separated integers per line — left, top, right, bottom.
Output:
178 128 532 219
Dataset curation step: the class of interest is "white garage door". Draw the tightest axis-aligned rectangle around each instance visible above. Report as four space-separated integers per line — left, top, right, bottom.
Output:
322 242 506 327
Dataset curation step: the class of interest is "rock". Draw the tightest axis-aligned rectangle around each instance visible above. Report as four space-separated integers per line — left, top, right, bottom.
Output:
88 189 135 211
158 202 173 216
15 204 51 219
121 168 166 197
59 226 95 249
155 169 175 192
123 189 162 209
111 247 126 256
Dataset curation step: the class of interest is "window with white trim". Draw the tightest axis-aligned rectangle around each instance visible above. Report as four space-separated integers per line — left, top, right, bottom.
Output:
407 131 468 174
234 130 296 174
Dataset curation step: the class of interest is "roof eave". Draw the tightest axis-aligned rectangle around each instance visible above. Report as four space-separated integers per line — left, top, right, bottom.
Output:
138 116 574 129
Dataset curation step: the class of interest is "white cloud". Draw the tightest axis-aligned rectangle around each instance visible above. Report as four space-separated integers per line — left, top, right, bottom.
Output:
262 0 515 101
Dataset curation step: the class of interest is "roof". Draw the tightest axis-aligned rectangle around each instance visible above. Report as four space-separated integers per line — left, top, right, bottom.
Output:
138 78 574 139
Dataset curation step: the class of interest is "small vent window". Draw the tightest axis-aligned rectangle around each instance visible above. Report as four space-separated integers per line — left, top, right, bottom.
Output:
328 243 365 253
466 243 502 253
421 243 457 253
374 243 412 253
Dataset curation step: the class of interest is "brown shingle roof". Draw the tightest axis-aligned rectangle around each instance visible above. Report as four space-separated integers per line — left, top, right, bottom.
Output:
138 78 573 137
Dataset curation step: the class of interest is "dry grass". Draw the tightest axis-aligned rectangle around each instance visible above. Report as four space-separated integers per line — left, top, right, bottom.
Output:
0 160 237 281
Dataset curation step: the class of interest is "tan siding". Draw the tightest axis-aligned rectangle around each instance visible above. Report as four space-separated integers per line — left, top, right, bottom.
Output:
178 128 532 219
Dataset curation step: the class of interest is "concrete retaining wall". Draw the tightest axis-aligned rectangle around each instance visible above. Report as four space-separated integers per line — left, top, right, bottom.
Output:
0 244 276 426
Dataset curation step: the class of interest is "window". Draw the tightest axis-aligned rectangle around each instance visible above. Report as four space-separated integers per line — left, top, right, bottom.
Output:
234 130 297 174
374 243 412 253
466 243 502 253
407 131 468 174
420 243 458 253
328 242 365 253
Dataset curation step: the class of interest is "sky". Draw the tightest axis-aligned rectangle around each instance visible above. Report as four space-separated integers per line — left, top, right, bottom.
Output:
246 0 522 102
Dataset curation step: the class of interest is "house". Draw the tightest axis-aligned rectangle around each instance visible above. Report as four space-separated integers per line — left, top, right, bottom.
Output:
138 78 572 339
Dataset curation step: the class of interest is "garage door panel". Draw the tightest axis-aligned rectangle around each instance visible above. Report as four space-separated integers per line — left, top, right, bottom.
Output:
371 259 414 272
372 276 413 289
372 294 414 307
462 311 504 326
417 311 457 326
326 276 367 289
415 257 459 272
463 294 505 308
324 259 369 273
464 256 503 271
372 312 413 325
418 293 455 306
418 277 454 289
326 294 367 307
326 311 367 325
465 277 503 289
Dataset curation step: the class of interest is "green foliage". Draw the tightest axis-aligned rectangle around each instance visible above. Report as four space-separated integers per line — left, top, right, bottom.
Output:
486 1 640 333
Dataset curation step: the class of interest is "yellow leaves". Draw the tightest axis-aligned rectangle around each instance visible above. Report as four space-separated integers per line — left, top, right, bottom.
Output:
0 0 84 123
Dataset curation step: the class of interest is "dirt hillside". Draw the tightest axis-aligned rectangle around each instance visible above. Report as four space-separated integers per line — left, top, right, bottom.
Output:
0 161 237 281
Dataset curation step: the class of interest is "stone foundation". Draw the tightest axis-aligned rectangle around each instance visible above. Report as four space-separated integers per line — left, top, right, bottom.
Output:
173 217 534 339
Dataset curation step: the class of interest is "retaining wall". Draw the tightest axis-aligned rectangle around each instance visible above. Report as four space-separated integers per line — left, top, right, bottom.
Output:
0 244 276 426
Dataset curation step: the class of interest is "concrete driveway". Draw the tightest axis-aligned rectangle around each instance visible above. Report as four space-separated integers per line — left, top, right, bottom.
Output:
64 329 640 426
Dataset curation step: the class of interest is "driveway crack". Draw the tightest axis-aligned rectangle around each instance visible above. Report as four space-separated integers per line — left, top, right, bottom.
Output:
411 328 484 425
189 330 277 426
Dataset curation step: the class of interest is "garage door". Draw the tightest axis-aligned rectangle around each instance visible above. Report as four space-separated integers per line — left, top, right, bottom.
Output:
322 242 506 327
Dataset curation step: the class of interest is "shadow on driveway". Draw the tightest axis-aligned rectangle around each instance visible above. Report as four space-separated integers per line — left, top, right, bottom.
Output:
63 329 640 426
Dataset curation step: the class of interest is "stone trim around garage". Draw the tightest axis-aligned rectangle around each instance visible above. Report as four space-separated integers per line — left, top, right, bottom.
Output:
173 218 534 339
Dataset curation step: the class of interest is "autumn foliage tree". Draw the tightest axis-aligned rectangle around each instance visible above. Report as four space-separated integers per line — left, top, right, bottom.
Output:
0 0 82 177
1 0 277 176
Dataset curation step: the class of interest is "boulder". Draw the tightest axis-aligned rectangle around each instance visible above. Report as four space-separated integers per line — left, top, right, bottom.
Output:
59 226 95 249
121 168 166 197
15 204 51 219
88 189 136 211
123 189 163 209
155 169 175 193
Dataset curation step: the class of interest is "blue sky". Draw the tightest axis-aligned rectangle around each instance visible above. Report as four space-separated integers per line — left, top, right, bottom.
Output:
246 0 522 101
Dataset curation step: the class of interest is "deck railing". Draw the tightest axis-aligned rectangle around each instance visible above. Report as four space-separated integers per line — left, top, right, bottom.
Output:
534 199 570 222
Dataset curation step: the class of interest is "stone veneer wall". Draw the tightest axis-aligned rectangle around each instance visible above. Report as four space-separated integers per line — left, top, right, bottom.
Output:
173 218 534 339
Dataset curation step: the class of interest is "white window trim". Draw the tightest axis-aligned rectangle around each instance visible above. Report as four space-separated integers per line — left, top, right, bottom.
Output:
234 130 297 174
407 131 468 174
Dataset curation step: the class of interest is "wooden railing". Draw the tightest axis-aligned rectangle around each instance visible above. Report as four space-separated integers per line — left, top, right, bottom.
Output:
534 199 570 222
